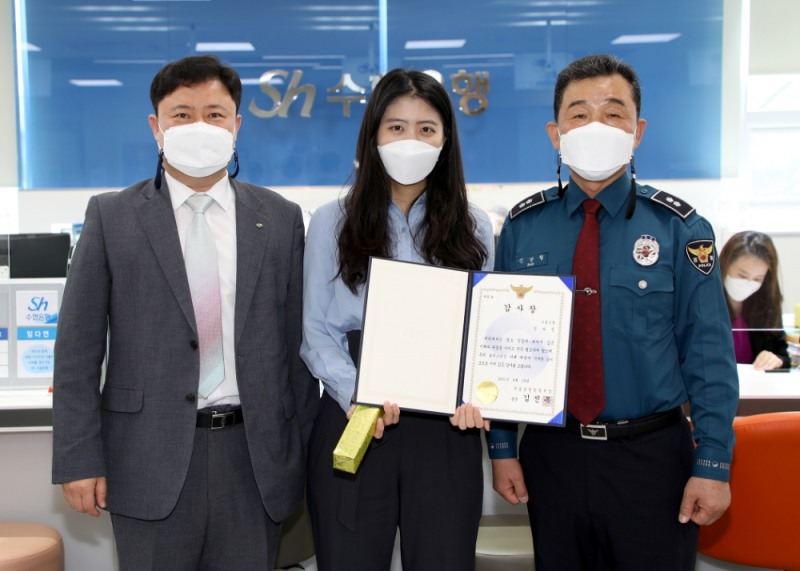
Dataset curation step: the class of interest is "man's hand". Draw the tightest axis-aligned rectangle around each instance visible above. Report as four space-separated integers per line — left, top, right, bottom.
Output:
62 477 107 517
491 458 529 505
678 476 731 526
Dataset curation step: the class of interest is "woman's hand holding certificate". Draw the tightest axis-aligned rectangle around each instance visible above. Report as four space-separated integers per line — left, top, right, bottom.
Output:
450 402 490 431
349 401 400 439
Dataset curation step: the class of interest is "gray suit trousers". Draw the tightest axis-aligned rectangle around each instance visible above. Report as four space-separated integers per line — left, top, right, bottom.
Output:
111 422 281 571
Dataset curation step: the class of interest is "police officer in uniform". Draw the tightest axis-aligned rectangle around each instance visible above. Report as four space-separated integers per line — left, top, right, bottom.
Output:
487 54 738 571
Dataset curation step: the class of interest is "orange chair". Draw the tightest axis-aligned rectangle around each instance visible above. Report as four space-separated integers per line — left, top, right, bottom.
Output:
697 411 800 570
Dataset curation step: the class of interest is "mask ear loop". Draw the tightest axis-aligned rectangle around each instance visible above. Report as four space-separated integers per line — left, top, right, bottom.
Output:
154 150 164 190
229 149 239 179
625 155 637 219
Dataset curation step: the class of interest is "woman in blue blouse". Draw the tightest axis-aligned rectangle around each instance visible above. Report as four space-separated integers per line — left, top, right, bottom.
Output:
300 68 495 570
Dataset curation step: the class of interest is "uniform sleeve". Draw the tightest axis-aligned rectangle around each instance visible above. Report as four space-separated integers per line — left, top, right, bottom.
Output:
52 195 110 484
493 217 515 273
486 423 519 459
674 217 739 481
483 215 520 459
299 203 357 413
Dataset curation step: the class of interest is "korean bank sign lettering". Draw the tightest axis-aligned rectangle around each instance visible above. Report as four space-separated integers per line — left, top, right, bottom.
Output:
248 69 490 119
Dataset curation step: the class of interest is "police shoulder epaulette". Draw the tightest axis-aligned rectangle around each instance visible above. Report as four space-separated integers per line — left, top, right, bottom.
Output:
646 186 695 219
509 189 551 220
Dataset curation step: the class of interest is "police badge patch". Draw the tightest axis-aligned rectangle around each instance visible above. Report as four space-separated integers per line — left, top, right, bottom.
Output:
685 239 715 275
633 235 659 266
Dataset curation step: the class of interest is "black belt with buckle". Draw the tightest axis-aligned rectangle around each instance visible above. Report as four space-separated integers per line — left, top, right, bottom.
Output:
566 407 683 441
196 407 244 430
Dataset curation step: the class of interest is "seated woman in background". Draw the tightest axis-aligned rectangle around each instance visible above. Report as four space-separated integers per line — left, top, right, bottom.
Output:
719 230 791 370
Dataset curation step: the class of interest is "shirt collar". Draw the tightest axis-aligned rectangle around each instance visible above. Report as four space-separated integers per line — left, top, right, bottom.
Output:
389 189 428 215
565 171 631 218
165 171 233 213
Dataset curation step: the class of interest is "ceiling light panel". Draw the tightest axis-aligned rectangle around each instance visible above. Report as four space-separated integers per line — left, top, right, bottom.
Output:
195 42 256 52
611 33 681 44
405 39 467 50
69 79 123 86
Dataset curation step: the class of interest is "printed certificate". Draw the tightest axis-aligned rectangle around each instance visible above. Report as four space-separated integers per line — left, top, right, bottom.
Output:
354 258 574 425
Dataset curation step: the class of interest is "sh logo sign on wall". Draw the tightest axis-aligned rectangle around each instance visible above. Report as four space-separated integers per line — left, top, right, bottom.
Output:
16 290 59 378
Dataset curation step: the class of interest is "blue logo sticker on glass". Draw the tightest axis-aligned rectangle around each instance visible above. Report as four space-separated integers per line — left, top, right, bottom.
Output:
21 344 55 374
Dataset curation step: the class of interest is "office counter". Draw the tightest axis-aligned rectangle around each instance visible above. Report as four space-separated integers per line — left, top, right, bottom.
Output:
0 389 53 430
5 364 795 432
736 363 800 415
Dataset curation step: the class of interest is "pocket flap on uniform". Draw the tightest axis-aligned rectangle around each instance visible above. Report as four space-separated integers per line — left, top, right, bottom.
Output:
101 387 144 413
609 266 674 296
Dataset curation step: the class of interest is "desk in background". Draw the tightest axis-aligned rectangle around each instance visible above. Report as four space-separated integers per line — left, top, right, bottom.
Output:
0 389 53 430
736 363 800 415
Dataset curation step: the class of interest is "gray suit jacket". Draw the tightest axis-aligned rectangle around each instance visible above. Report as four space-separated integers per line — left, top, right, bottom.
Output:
52 177 319 522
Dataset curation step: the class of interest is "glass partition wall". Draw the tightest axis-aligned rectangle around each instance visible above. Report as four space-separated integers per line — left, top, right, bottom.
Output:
13 0 724 189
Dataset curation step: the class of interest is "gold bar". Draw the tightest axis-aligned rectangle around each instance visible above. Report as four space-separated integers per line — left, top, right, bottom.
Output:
333 405 382 474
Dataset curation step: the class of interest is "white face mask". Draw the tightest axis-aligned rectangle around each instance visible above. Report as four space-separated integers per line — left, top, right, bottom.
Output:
724 275 763 302
559 121 635 182
161 121 235 178
377 139 442 185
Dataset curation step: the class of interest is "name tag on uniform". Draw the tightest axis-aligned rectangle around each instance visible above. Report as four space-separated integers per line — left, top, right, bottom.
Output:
515 252 548 270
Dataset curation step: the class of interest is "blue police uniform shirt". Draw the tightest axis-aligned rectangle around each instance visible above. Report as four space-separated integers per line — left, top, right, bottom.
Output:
486 172 738 482
300 194 495 414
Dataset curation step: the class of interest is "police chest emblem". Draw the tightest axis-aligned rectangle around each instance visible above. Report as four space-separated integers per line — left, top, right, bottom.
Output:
632 235 659 266
685 239 715 275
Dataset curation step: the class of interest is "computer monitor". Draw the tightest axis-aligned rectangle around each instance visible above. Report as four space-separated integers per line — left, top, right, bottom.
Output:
0 233 71 278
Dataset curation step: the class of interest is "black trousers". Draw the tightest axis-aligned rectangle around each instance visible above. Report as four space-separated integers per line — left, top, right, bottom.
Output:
519 415 698 571
307 392 483 571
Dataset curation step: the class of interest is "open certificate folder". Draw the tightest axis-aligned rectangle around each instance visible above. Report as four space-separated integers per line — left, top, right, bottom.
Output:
354 257 575 425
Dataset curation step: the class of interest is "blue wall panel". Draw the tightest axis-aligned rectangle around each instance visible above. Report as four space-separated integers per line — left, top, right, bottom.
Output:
14 0 722 189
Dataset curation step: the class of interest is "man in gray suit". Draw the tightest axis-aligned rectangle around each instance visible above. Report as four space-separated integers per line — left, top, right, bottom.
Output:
52 55 319 570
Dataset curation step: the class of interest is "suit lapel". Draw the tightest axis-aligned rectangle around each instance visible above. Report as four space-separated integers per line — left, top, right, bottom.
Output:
136 181 196 332
232 180 271 345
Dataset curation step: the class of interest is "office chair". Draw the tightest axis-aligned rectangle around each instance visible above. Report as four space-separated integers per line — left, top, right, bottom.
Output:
697 411 800 570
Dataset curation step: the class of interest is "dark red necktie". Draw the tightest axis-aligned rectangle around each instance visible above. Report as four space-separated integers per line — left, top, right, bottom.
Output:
567 199 605 425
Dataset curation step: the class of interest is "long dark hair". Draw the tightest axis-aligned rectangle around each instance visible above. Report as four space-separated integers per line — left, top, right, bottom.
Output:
336 68 488 292
719 230 783 328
